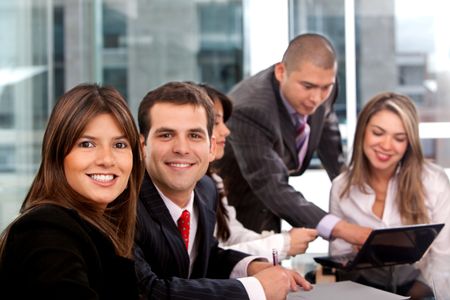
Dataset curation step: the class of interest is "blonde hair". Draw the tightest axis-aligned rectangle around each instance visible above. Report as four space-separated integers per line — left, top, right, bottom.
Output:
342 92 429 224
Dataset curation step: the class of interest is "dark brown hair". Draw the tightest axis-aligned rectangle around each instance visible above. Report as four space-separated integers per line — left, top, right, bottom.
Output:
138 81 215 140
198 83 233 122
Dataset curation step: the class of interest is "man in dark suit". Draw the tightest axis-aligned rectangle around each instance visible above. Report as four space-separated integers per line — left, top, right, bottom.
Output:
134 81 312 299
216 33 371 246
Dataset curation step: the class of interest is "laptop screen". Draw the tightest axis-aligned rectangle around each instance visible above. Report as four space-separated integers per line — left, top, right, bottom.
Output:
315 223 444 270
354 223 444 268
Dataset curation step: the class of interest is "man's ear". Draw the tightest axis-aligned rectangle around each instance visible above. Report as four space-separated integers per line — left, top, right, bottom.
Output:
209 135 217 162
139 134 147 159
274 62 285 82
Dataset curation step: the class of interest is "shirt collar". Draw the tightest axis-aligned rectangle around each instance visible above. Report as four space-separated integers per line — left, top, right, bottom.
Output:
279 90 306 126
154 184 195 223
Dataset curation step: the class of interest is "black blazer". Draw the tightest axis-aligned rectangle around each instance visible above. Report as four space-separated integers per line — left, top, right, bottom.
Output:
0 204 138 300
134 173 249 300
216 65 345 233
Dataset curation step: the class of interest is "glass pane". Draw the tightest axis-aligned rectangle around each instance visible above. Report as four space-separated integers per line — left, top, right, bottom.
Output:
0 0 244 230
289 0 347 123
422 139 450 168
0 0 50 229
356 0 450 122
99 0 243 115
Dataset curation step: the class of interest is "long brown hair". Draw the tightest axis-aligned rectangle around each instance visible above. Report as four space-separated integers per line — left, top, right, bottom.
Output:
1 83 144 258
342 92 428 224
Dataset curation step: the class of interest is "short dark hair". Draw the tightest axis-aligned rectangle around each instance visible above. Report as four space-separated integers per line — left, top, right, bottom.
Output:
282 33 337 73
138 81 215 140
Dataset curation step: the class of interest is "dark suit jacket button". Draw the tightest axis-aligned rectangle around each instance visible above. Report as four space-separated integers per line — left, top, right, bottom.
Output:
261 208 268 213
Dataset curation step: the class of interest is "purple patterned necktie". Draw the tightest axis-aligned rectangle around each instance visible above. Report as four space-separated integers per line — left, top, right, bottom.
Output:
295 118 307 151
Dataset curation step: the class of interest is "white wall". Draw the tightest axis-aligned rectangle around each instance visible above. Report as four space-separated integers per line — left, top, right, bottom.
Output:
286 170 332 254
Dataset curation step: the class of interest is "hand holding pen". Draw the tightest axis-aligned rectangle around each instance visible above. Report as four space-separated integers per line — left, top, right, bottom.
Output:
249 247 313 298
272 248 279 265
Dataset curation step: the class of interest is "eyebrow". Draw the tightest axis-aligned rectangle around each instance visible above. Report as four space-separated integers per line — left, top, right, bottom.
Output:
153 127 207 135
80 134 128 140
189 127 207 135
153 127 175 134
300 80 335 88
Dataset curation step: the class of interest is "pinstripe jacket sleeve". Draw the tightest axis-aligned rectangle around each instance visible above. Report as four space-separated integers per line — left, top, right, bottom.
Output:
134 173 250 300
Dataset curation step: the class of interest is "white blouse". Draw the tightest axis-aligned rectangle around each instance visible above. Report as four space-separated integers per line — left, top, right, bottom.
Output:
329 162 450 287
211 173 291 261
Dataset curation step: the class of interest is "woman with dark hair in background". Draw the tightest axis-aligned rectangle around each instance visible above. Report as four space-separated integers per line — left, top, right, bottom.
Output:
200 83 317 262
0 83 144 299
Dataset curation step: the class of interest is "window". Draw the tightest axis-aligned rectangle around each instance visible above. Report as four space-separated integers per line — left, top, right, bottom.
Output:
0 0 244 230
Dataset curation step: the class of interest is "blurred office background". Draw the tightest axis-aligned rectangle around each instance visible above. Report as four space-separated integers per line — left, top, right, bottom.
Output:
1 0 450 255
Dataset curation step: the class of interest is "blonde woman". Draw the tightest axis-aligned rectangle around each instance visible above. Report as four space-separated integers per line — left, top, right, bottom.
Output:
330 92 450 299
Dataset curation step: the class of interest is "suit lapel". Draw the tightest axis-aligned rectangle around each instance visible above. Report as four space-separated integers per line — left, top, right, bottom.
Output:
271 73 299 165
139 173 190 277
190 182 216 278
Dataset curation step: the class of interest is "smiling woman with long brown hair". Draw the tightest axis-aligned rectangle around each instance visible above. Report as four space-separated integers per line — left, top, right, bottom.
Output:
0 83 144 299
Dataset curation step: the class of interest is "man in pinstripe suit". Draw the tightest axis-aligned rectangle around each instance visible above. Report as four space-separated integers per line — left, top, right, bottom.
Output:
216 33 372 247
134 82 312 299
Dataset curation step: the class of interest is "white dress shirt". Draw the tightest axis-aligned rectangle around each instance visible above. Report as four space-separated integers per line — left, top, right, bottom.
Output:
211 173 291 261
329 162 450 287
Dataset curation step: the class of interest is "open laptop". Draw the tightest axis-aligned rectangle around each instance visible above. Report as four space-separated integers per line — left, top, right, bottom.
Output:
314 223 444 271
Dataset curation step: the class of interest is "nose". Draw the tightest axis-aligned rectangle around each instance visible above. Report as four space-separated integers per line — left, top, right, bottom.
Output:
220 123 230 138
379 136 393 150
310 88 322 105
172 136 190 154
97 146 116 167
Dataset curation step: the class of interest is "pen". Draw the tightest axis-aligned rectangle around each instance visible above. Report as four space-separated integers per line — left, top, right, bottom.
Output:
272 248 279 266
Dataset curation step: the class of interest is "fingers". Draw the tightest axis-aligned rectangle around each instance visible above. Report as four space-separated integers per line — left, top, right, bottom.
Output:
306 228 318 238
287 270 313 291
304 229 318 242
255 266 314 300
254 266 291 300
288 228 320 256
289 272 298 291
291 228 318 241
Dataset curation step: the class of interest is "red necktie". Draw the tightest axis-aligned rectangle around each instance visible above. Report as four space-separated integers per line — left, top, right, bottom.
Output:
177 210 190 249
